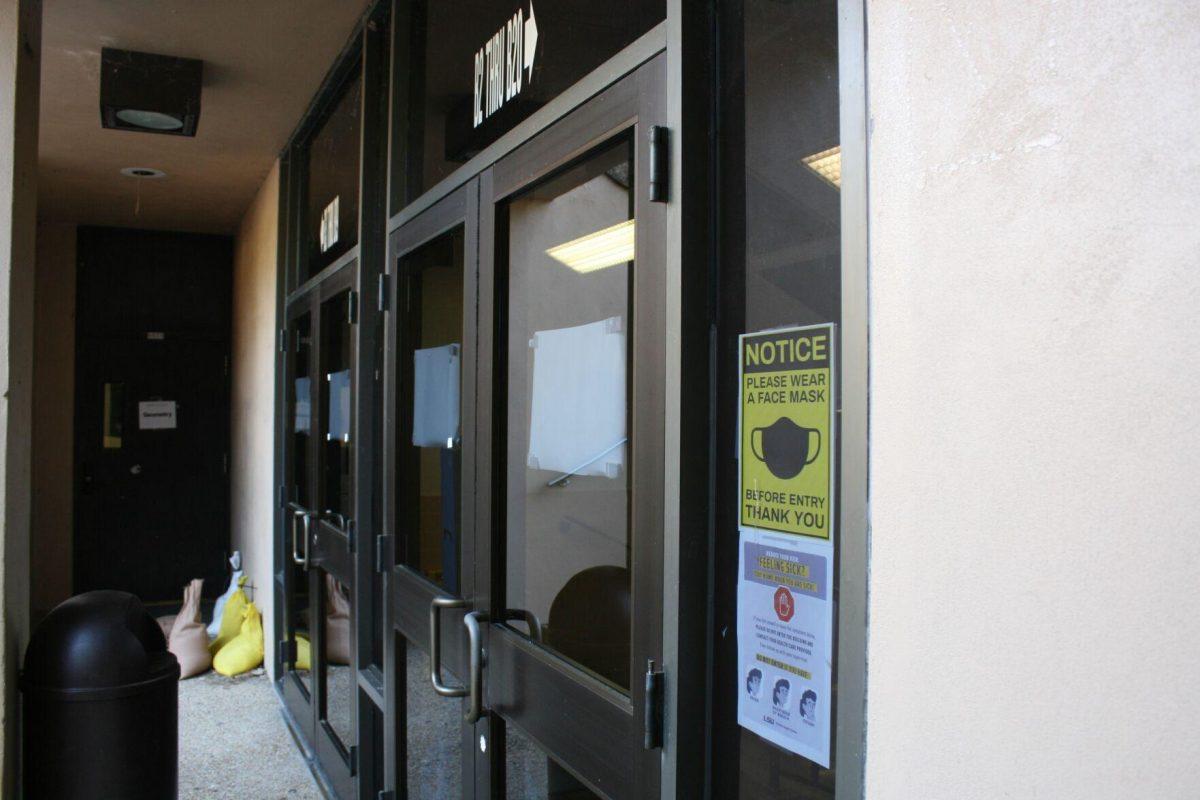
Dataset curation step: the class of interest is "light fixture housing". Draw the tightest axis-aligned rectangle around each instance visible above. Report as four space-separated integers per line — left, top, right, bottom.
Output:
546 219 636 274
119 167 167 179
101 48 203 137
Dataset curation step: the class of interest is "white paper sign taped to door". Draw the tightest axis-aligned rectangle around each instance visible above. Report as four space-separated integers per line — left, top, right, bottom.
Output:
138 401 177 430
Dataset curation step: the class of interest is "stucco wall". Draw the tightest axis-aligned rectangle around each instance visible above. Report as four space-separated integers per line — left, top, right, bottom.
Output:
31 221 74 622
864 2 1200 798
231 161 278 679
0 0 39 792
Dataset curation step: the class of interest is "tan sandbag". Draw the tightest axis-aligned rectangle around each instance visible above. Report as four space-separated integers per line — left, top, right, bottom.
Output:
168 579 211 678
325 574 351 665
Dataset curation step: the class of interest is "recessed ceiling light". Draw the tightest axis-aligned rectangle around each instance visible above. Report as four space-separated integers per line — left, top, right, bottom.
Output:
120 167 167 179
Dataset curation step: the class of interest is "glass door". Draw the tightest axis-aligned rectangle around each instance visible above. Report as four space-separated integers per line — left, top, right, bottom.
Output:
281 296 317 747
382 54 666 800
312 267 360 799
475 53 668 800
383 182 483 798
279 262 359 800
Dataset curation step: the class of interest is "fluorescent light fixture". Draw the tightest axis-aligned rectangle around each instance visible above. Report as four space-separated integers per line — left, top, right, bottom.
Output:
546 219 635 273
116 109 184 131
801 145 841 188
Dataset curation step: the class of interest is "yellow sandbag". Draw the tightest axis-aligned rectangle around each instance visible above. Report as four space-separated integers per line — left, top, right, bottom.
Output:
295 634 311 671
213 602 264 677
209 576 248 655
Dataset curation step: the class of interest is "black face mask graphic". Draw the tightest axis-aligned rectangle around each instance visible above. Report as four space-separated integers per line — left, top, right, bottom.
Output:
750 417 821 480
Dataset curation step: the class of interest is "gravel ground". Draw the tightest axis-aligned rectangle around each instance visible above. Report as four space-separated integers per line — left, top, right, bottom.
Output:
178 669 320 800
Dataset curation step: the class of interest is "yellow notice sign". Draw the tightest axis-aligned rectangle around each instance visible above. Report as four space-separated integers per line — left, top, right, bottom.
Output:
739 324 835 538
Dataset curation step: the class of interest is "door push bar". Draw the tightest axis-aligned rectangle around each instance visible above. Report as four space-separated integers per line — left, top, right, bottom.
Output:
429 597 488 724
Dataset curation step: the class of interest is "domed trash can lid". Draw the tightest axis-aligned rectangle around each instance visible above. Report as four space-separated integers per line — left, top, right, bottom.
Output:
22 590 180 698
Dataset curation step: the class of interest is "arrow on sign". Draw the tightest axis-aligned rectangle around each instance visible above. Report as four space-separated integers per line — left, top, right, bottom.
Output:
524 1 538 82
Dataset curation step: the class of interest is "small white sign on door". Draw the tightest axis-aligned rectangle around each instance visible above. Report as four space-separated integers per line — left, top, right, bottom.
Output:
138 401 177 430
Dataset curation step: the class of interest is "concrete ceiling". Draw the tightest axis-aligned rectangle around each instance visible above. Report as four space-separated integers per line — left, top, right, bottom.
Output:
38 1 369 235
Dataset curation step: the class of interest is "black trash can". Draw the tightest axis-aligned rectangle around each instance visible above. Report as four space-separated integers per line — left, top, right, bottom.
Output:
22 590 180 799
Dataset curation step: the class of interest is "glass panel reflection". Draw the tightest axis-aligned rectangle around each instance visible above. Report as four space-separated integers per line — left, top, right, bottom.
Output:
323 573 355 751
506 722 602 799
287 314 312 691
321 290 353 521
405 641 462 799
304 69 362 282
397 227 465 591
504 138 633 691
390 0 664 210
719 0 841 796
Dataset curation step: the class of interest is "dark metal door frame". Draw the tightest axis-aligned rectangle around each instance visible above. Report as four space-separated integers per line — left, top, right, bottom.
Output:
273 3 391 797
279 253 359 799
474 53 668 800
280 287 320 749
381 180 482 797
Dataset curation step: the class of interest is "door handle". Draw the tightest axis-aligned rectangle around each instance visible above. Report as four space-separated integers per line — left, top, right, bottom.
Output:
287 504 313 569
501 608 543 642
463 611 487 724
429 596 468 697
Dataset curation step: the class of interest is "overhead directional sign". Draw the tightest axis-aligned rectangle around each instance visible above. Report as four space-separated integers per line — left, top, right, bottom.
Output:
473 2 539 128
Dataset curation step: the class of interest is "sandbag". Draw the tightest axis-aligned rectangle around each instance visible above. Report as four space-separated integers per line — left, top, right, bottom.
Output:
325 574 351 665
207 551 243 638
168 578 211 678
213 601 264 677
209 576 248 656
295 634 311 671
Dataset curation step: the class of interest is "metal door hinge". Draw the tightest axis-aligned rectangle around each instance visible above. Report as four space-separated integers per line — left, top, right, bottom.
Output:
648 126 670 203
375 534 394 573
278 485 287 509
348 290 359 324
279 639 297 664
377 273 389 312
346 518 357 553
350 744 359 777
278 329 287 353
643 659 665 750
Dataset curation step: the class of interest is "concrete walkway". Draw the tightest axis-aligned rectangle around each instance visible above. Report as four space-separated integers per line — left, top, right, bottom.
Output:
179 669 319 799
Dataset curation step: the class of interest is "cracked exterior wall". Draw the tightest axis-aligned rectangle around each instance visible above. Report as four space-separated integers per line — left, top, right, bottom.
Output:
864 2 1200 798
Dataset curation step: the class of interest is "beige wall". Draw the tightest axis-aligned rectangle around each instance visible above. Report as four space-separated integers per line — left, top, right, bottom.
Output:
31 221 74 622
231 161 278 679
0 0 39 792
864 2 1200 798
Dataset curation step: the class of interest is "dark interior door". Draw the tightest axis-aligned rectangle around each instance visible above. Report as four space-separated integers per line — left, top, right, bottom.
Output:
74 226 232 604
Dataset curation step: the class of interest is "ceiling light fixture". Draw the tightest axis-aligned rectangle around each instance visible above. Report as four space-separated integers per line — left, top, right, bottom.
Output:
801 145 842 188
546 219 636 274
115 109 185 131
101 48 203 137
120 167 167 179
